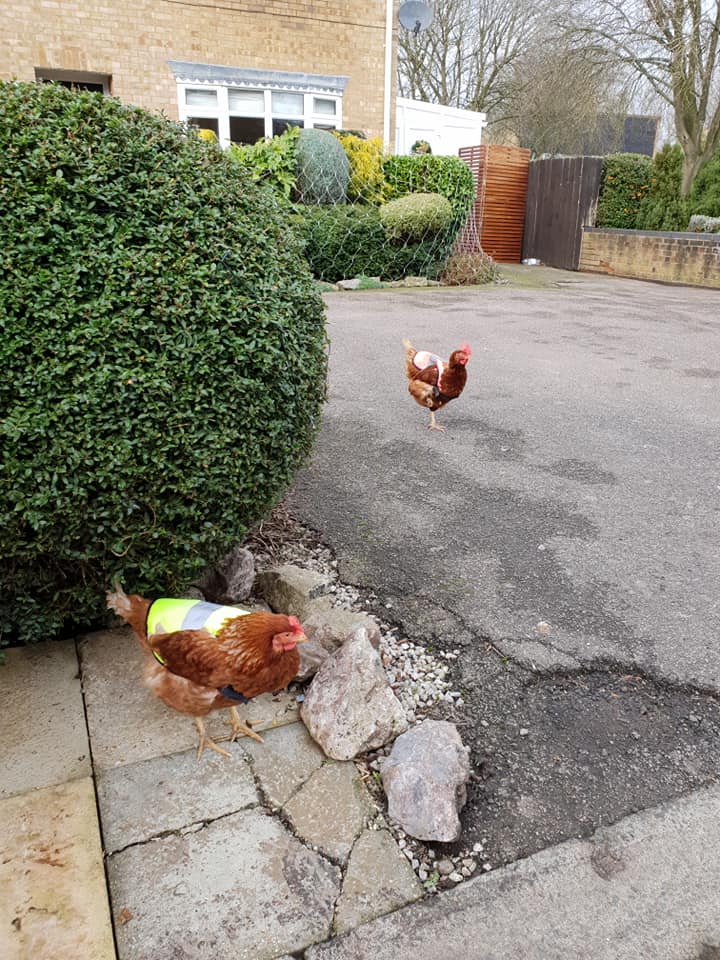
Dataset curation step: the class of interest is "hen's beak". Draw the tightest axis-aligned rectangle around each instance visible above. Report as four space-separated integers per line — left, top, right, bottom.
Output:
295 631 308 644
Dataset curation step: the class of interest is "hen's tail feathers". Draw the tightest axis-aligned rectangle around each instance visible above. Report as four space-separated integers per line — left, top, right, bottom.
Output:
402 338 417 380
106 579 150 649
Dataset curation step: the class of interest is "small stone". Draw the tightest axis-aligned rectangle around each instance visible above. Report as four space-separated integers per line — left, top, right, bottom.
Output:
519 728 530 737
483 862 492 871
480 720 489 728
461 867 472 877
449 872 464 883
418 868 428 882
462 858 477 870
473 842 483 853
436 858 455 876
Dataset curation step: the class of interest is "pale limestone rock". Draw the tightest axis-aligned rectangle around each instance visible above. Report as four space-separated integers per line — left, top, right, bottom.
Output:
301 629 408 760
296 603 382 680
254 564 331 620
380 720 471 842
283 761 375 863
334 829 423 933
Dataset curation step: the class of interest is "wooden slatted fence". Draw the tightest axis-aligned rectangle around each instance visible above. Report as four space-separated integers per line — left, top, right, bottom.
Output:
457 145 531 262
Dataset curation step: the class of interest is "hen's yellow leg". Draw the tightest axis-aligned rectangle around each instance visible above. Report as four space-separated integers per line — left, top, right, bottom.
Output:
194 716 231 760
226 706 264 744
429 410 446 431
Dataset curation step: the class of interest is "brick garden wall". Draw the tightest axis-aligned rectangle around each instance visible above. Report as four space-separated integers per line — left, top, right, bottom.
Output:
2 0 395 139
580 228 720 289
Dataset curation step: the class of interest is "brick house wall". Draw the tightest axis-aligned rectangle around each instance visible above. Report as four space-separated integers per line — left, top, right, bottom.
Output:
2 0 396 140
580 228 720 290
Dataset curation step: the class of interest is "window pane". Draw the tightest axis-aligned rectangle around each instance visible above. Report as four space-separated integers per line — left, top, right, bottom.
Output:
228 88 264 115
272 118 304 136
313 97 336 116
230 116 266 144
185 88 217 109
271 91 303 115
187 117 219 135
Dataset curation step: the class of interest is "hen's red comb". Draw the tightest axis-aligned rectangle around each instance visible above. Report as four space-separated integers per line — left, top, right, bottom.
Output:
460 342 471 356
288 615 303 633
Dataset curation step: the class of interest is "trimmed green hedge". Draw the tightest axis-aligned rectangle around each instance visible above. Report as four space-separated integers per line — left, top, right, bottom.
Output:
380 192 453 241
689 147 720 217
0 81 327 644
382 154 475 223
596 153 652 229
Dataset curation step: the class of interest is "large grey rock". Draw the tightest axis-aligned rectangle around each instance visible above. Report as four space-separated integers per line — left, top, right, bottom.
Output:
96 748 259 854
333 828 423 934
301 629 408 760
283 761 375 863
381 720 471 842
254 564 331 620
196 545 256 603
0 640 91 799
108 806 341 960
296 603 382 680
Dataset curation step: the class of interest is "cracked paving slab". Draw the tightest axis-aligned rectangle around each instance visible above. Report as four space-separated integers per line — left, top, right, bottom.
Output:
96 746 259 854
305 783 720 960
107 806 342 960
283 760 376 863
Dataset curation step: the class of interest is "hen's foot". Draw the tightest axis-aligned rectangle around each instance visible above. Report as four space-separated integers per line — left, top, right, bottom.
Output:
226 705 264 744
428 411 446 431
194 716 231 760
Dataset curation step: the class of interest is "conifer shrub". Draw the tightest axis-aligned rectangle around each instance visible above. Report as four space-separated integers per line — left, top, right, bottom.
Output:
295 128 350 204
0 81 327 644
635 145 689 232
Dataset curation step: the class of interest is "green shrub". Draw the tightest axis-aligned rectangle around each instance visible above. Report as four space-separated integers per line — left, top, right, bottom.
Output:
596 153 652 229
441 251 501 285
688 147 720 217
382 154 475 223
635 144 689 231
334 132 386 204
228 126 299 201
379 192 453 241
295 204 451 282
296 128 350 204
0 81 327 644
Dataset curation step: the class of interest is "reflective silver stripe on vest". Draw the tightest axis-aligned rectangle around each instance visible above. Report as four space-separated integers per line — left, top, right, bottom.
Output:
180 601 222 631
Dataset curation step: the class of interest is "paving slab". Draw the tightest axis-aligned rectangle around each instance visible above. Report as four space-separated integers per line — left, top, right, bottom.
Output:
0 777 115 960
107 806 341 960
0 640 90 799
283 761 376 863
241 721 325 808
80 627 300 769
96 746 259 853
306 784 720 960
333 828 423 934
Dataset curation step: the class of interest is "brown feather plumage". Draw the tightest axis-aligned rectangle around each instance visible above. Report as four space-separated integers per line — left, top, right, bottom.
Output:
106 584 302 717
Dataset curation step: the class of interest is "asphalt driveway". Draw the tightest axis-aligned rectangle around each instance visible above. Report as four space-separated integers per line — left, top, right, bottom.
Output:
289 266 720 865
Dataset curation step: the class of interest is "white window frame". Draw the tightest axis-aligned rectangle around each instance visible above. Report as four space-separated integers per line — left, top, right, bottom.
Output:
177 82 343 147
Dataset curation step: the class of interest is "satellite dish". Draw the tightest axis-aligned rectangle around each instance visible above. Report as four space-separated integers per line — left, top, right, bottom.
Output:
398 1 434 35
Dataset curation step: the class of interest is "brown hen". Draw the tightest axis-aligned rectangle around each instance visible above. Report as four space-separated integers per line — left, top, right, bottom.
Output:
402 338 471 431
106 583 306 759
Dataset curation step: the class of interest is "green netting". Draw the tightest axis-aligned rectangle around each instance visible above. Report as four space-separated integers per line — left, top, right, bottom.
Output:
228 127 494 284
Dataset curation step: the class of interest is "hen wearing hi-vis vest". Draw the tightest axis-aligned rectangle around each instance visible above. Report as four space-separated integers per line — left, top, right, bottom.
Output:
106 582 307 759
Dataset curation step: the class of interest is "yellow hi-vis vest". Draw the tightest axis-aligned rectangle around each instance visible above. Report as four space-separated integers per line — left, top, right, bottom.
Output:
146 598 250 639
145 598 253 703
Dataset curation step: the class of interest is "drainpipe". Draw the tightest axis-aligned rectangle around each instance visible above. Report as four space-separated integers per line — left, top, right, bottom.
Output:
383 0 394 151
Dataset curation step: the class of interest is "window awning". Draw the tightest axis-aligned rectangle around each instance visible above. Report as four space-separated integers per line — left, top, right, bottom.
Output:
168 61 348 96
